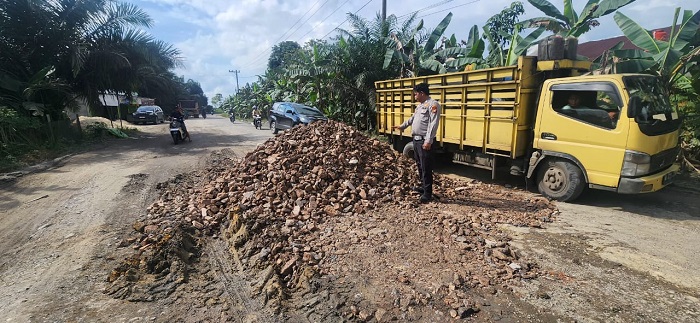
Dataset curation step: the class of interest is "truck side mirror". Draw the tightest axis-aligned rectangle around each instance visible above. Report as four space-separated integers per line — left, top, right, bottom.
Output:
286 110 294 115
627 96 641 118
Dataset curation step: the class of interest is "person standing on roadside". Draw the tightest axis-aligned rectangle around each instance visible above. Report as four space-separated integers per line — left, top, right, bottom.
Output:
392 83 441 203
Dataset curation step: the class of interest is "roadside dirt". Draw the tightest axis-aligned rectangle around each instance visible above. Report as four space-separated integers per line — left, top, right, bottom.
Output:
1 116 698 322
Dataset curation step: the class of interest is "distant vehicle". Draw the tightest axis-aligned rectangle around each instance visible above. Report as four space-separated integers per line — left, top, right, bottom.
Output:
131 105 164 124
178 100 199 118
269 102 327 134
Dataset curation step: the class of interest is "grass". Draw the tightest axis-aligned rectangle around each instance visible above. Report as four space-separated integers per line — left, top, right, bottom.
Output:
0 121 141 174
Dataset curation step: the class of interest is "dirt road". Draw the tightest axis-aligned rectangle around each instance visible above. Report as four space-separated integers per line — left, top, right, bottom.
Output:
0 116 272 321
0 116 698 322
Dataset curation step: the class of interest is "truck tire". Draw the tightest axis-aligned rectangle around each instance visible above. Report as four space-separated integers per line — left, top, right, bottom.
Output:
270 120 278 134
537 159 585 202
402 141 415 160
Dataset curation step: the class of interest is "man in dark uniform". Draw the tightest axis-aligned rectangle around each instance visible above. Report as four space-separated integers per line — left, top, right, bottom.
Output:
392 83 441 203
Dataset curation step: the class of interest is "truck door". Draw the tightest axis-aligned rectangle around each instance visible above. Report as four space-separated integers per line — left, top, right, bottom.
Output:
535 81 628 188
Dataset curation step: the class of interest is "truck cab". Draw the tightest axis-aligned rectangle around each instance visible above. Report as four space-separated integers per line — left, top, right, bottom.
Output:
531 74 681 200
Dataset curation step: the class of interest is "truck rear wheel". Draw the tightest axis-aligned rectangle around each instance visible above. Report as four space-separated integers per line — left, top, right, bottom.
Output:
537 159 585 202
402 141 415 160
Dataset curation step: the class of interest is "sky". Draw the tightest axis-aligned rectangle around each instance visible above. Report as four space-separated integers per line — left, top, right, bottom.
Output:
128 0 696 100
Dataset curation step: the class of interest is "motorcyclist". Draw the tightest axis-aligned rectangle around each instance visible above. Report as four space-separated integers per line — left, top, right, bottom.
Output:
252 105 261 127
170 106 190 137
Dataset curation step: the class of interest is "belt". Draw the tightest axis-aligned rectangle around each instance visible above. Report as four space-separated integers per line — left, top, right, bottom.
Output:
413 135 425 141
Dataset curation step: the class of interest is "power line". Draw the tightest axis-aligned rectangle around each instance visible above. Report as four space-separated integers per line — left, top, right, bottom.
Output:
320 0 376 40
273 0 326 44
395 0 481 26
293 0 354 42
417 0 481 19
396 0 454 19
243 0 334 70
245 0 372 73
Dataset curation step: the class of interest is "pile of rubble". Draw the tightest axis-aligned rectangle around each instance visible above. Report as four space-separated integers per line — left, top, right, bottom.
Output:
106 120 558 320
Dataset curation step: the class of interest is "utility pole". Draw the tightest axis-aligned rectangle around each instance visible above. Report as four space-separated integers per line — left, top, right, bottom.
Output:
228 69 240 94
382 0 386 23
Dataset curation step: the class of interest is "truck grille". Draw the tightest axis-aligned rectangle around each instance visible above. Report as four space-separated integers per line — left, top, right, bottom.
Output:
650 146 679 173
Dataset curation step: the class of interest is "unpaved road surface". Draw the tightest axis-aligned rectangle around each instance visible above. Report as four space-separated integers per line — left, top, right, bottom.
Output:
1 115 698 322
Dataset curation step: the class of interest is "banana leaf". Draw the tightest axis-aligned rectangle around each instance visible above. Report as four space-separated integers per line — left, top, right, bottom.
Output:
508 27 545 66
563 0 577 24
444 57 484 69
613 11 665 54
673 75 695 93
420 59 446 74
520 17 565 34
591 41 625 63
581 0 600 17
614 59 657 73
675 10 700 50
383 48 408 69
425 13 452 52
464 25 485 58
527 0 569 24
653 48 683 74
591 0 635 19
612 49 653 59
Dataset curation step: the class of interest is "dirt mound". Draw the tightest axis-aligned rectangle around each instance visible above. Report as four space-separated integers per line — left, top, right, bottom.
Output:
73 116 113 127
106 121 557 320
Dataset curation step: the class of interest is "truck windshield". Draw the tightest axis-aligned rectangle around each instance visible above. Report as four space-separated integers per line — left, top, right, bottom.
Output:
624 76 681 135
624 76 678 121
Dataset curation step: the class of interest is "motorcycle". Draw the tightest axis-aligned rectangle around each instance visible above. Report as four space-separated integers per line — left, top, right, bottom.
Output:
229 113 236 123
253 116 262 129
169 119 190 144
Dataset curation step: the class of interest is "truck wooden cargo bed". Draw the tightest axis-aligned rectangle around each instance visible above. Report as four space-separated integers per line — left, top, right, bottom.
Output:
375 57 542 159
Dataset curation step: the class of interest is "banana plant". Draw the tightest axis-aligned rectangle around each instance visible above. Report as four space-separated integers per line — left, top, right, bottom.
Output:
383 12 453 77
505 25 546 66
434 25 486 72
612 8 700 93
522 0 636 37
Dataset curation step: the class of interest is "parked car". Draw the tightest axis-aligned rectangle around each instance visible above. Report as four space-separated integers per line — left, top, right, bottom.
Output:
131 105 164 124
269 102 327 134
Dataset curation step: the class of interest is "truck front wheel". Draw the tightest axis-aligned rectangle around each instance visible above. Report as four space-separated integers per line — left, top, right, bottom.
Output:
537 159 585 202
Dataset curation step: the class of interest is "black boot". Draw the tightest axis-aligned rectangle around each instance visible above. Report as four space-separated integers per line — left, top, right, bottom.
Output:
419 194 432 203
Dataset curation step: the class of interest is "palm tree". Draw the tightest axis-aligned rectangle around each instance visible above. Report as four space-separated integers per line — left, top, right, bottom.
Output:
335 13 405 128
0 0 182 119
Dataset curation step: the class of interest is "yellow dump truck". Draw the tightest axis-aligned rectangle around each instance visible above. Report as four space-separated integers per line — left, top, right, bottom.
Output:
375 56 681 201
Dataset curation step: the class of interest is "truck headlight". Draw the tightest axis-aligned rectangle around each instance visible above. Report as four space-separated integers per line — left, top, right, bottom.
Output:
621 150 651 177
299 116 309 123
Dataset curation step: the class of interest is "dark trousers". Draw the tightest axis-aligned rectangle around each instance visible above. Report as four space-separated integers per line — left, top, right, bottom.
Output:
414 139 434 197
